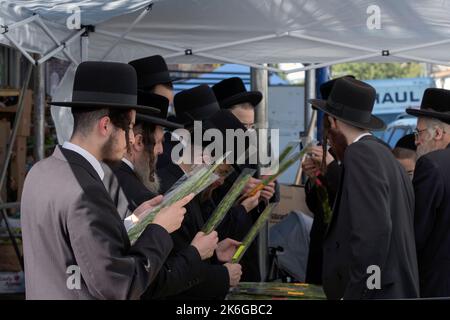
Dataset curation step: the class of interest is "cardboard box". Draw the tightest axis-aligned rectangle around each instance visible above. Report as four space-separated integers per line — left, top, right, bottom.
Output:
270 184 313 225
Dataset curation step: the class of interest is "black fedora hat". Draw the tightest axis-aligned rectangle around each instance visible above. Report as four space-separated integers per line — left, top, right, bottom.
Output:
212 77 262 109
309 77 385 131
129 55 175 89
174 85 221 126
406 88 450 124
136 91 183 129
319 75 355 99
50 61 158 114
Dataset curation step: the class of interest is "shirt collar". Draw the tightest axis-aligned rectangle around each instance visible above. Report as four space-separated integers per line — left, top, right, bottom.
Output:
62 141 105 180
353 132 372 144
121 158 135 171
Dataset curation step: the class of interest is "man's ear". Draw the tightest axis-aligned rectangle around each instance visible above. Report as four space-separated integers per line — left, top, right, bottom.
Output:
328 116 338 129
98 116 111 137
133 133 145 152
434 126 445 141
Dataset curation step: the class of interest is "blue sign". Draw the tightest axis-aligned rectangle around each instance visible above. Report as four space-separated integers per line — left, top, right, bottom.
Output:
365 77 435 115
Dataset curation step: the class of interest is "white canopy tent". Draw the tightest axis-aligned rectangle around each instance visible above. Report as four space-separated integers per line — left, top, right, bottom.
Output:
1 0 449 142
1 0 450 70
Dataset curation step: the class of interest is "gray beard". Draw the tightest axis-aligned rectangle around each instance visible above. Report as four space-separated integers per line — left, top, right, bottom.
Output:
134 165 160 194
417 140 437 158
144 174 161 194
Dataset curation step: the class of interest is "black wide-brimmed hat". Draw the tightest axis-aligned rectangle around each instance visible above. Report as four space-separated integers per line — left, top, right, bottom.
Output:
50 61 158 114
406 88 450 124
136 91 183 129
212 77 262 109
309 76 385 131
319 75 355 99
174 85 221 126
129 55 175 89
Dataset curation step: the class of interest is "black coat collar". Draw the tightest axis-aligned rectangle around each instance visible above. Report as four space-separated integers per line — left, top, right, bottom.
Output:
55 146 103 184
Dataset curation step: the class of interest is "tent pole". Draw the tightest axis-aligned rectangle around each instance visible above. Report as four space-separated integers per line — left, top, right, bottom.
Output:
251 66 269 282
2 33 36 65
34 55 46 161
294 66 316 185
1 15 39 32
35 17 79 65
100 4 153 61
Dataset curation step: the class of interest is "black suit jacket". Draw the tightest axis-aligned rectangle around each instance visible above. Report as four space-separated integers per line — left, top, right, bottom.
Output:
157 162 230 299
413 144 450 298
322 136 419 299
104 161 209 299
21 147 173 299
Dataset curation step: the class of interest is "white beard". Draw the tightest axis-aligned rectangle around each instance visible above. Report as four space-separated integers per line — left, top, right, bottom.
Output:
144 174 161 194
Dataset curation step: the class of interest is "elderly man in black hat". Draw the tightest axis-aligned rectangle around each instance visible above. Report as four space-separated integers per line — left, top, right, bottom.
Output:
20 62 194 300
310 76 419 299
129 55 177 171
158 84 262 299
104 90 221 300
406 88 450 298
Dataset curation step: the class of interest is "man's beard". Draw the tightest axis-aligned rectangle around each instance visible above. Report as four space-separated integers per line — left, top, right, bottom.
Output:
101 132 122 166
417 136 437 158
134 151 160 194
327 127 348 162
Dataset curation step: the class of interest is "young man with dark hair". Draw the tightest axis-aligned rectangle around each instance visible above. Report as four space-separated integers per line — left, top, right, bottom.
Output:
21 62 193 300
392 133 417 179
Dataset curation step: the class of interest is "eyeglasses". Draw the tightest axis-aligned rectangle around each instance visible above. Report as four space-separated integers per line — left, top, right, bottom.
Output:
242 122 256 130
414 127 427 139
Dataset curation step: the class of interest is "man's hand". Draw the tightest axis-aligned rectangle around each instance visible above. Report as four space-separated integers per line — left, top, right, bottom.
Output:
242 177 261 196
224 263 242 287
216 238 242 263
259 177 275 202
191 231 219 260
241 191 261 213
308 146 334 166
131 195 164 223
152 193 195 233
301 156 319 179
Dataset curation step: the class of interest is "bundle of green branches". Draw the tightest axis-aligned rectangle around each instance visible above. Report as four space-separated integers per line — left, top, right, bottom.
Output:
128 158 225 244
231 203 277 263
202 168 256 234
245 142 312 198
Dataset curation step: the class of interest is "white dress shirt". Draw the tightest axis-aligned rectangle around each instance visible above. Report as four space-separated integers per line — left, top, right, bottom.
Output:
121 157 135 171
352 132 372 144
62 141 104 180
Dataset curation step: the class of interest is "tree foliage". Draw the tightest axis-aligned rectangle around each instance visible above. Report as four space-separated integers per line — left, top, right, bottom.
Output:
332 62 425 80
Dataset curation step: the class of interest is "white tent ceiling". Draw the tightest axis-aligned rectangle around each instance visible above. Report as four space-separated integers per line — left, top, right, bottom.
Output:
1 0 450 72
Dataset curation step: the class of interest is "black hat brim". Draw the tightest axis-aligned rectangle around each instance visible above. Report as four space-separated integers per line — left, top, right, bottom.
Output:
406 107 450 123
219 91 263 109
309 99 386 131
136 114 183 129
49 101 160 114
